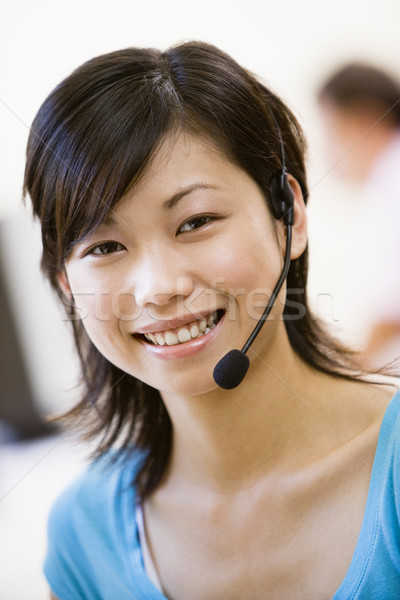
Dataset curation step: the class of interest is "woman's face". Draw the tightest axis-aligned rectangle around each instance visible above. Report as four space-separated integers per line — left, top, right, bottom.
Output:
61 133 300 396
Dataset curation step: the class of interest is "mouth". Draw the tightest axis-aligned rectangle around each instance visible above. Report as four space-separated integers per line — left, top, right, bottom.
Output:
138 309 224 347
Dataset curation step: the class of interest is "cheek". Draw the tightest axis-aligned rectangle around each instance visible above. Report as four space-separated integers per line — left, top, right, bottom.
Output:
66 264 139 322
74 293 118 351
65 268 147 371
198 234 282 318
65 269 121 343
73 291 138 371
237 252 283 320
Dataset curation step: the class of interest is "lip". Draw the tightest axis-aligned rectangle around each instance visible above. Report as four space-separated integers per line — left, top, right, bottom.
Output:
138 312 225 360
134 310 217 335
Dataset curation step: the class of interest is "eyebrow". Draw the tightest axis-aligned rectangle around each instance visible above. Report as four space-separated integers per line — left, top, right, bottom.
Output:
102 213 118 226
163 183 220 210
98 183 221 230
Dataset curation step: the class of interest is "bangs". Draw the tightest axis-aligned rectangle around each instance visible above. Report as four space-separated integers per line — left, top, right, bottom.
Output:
25 49 186 264
55 82 184 258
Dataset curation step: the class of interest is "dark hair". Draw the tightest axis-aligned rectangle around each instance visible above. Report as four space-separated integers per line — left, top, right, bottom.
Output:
318 62 400 125
24 41 363 499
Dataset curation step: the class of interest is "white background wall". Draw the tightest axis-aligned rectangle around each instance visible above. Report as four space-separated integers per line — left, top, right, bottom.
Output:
1 1 399 598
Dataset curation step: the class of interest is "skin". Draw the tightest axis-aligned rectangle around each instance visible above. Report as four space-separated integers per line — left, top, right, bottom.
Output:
57 133 394 599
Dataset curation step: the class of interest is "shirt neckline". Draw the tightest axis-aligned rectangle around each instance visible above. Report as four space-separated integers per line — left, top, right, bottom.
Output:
124 389 400 599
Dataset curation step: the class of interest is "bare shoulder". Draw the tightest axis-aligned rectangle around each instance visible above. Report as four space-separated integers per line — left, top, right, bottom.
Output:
323 374 397 422
350 379 398 421
50 594 60 600
306 371 398 464
326 378 398 463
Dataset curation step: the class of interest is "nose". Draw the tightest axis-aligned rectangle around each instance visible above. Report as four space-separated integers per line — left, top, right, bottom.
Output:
132 251 194 307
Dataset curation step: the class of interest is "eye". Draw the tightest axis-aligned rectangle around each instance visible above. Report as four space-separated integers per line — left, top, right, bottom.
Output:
178 215 215 234
89 241 125 256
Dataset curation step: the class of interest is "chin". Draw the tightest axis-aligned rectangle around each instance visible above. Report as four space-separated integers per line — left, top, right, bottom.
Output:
155 369 221 399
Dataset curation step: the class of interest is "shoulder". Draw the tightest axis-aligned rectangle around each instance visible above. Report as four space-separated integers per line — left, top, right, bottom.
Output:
376 388 400 450
48 449 142 533
44 449 144 599
335 390 400 599
381 389 400 463
373 389 400 506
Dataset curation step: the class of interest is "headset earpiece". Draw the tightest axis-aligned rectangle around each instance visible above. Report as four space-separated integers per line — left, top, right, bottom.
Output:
213 114 295 389
269 170 295 225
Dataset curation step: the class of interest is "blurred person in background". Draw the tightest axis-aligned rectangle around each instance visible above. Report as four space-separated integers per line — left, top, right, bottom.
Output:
317 63 400 370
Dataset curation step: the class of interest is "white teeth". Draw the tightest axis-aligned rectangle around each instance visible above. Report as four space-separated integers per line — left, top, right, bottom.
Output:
177 328 191 343
190 324 199 337
199 319 207 332
143 311 221 347
165 331 179 346
155 333 166 346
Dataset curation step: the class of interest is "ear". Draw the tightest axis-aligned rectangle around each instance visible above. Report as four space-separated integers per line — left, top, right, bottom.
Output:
287 174 307 260
57 268 73 300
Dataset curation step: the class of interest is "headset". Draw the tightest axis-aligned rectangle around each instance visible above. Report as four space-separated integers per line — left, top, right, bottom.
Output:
213 120 294 389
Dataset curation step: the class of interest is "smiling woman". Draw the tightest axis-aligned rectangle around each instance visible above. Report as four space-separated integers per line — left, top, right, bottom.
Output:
24 42 400 600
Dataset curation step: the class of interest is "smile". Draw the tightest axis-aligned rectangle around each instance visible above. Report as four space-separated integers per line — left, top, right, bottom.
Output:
141 310 224 347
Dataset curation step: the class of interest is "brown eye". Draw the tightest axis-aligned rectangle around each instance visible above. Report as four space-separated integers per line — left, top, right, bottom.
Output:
179 215 213 234
90 242 125 255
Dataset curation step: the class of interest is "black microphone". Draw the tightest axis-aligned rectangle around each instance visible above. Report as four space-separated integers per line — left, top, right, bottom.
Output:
213 223 292 389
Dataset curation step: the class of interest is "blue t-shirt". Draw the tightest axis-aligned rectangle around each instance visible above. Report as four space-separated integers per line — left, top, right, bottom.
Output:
44 391 400 599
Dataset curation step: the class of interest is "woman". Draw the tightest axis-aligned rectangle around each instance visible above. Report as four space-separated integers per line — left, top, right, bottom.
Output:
24 42 399 599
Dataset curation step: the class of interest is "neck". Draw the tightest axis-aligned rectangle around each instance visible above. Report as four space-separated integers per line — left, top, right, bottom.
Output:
160 327 323 493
